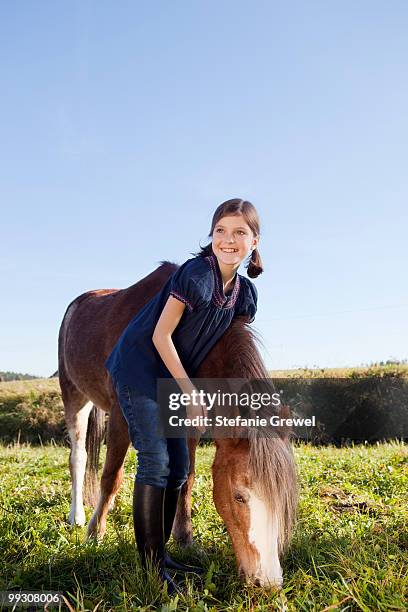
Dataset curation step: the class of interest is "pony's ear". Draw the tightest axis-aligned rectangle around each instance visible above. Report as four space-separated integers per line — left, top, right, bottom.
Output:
277 403 293 440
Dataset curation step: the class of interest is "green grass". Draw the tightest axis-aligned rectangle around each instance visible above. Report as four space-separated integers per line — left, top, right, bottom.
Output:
0 441 406 611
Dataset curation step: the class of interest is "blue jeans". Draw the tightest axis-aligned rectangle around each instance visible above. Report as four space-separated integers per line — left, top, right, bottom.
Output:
114 379 190 489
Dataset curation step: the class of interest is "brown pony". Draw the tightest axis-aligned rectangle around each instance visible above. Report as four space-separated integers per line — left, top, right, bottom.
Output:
58 261 297 588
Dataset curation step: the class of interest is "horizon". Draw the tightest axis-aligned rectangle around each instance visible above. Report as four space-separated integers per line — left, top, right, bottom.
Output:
2 358 407 381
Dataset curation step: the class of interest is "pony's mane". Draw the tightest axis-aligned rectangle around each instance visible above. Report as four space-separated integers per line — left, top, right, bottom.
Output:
158 260 178 268
248 430 297 553
220 318 269 378
222 318 298 553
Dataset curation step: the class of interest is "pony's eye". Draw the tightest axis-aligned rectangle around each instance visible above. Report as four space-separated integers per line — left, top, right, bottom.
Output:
234 492 247 504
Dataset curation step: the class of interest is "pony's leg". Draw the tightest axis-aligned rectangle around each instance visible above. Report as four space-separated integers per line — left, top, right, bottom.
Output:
172 436 199 546
87 400 130 540
65 398 94 526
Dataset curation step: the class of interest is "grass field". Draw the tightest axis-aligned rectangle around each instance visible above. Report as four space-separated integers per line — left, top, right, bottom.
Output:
0 439 406 611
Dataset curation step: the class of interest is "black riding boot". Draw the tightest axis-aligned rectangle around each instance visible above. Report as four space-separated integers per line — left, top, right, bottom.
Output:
133 482 182 595
163 485 204 575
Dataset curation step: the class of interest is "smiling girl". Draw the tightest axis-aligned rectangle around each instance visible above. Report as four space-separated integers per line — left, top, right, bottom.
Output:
105 198 263 593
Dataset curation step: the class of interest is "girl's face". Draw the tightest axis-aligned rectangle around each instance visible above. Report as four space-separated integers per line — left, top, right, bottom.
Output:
212 215 259 267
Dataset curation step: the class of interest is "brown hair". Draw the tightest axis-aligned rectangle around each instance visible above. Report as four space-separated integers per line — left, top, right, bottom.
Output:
195 198 263 278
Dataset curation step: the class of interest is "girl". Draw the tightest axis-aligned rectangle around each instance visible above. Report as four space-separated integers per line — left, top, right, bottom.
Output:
105 198 263 594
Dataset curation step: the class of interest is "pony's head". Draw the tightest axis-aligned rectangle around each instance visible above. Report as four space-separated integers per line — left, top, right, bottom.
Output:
198 318 298 587
211 433 297 587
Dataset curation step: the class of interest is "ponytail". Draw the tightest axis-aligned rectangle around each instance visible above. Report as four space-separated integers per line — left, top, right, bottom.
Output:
194 243 213 258
246 248 263 278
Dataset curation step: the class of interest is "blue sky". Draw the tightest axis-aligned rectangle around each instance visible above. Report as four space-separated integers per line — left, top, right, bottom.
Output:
1 1 407 377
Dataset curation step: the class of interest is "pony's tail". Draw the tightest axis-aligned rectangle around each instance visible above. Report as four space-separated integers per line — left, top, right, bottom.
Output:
84 405 106 507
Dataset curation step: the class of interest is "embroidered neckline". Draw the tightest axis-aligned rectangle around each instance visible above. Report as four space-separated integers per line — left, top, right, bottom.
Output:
204 254 241 309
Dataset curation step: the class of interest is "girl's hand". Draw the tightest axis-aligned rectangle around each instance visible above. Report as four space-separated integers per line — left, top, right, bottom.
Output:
185 393 207 434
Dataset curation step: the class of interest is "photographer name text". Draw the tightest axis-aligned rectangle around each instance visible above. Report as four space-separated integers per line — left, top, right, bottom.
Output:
167 415 316 427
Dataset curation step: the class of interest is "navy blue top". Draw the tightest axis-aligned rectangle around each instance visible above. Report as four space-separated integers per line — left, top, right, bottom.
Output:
105 253 258 401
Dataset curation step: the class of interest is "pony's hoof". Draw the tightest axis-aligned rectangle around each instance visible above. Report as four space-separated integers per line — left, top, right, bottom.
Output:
86 517 106 542
86 528 104 543
67 509 86 526
172 533 194 548
107 497 116 513
86 532 99 543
